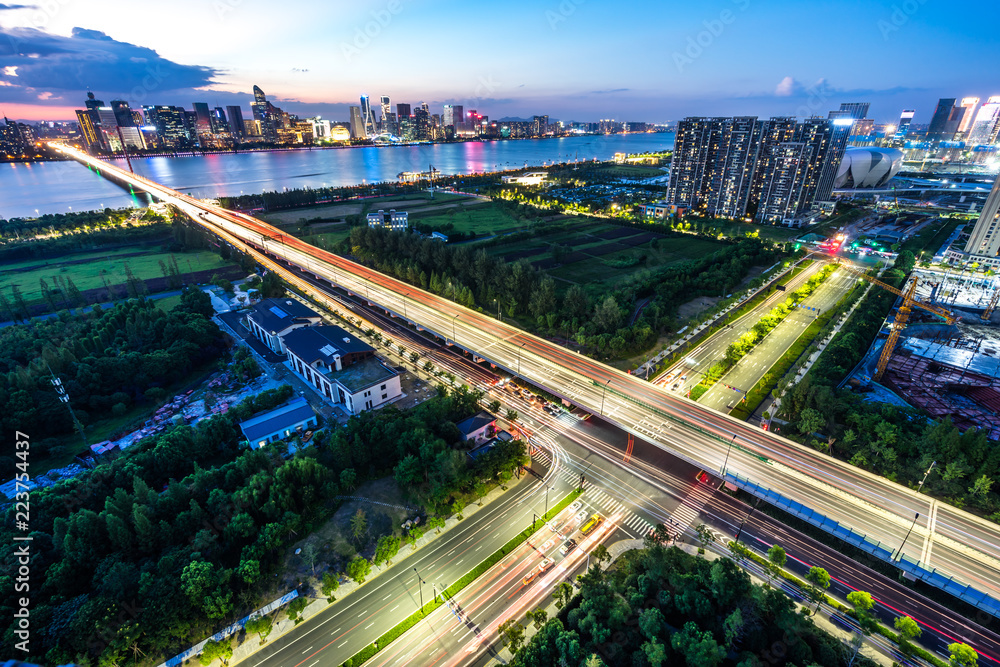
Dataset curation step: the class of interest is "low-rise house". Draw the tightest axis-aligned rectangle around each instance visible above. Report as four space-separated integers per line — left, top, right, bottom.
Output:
455 411 496 444
239 396 318 449
246 298 323 354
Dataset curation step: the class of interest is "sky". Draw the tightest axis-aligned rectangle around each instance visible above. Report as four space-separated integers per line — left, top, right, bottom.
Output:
0 0 998 124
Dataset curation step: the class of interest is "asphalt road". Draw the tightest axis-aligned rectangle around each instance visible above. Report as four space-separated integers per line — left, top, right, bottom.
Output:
699 267 858 410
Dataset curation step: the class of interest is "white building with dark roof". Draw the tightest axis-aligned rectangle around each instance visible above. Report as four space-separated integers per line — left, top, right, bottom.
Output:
246 298 323 354
367 209 408 231
283 325 401 414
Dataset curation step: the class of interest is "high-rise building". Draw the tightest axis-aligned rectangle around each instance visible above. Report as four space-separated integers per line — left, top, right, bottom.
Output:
360 95 376 136
895 110 915 138
143 105 191 148
533 115 549 136
110 100 136 127
668 113 847 224
396 103 411 119
414 103 430 140
927 98 959 142
443 104 456 128
226 105 245 140
966 97 1000 146
837 102 870 120
84 92 104 110
210 107 229 135
75 109 103 152
957 97 981 135
1 117 32 157
379 95 391 131
349 106 366 139
251 85 278 142
964 176 1000 258
192 102 212 138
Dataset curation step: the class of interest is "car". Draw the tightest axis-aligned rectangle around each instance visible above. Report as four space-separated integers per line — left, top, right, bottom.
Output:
575 509 588 524
680 374 687 381
569 500 582 513
580 514 603 535
522 558 555 585
560 539 578 555
672 382 680 390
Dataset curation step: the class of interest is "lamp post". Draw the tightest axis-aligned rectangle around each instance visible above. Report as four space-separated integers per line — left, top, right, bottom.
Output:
893 513 920 562
413 567 424 610
452 313 460 345
517 342 527 376
734 497 762 544
916 460 937 495
494 298 501 320
402 292 408 320
720 434 737 481
599 378 612 416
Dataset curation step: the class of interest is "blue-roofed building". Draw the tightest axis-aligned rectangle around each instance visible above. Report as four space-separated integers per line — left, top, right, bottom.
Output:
455 411 496 444
246 298 323 354
239 396 318 449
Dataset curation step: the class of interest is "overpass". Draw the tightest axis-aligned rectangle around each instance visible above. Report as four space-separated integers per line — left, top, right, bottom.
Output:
51 143 1000 618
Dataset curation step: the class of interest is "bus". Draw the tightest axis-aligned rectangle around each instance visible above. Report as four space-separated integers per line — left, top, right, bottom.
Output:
580 514 603 536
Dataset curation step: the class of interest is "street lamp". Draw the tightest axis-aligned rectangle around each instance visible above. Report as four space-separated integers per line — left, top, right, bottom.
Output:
517 341 527 376
720 434 737 482
452 313 460 345
413 567 424 609
916 460 937 495
599 378 612 416
734 497 762 544
493 298 501 320
402 292 409 320
892 513 920 562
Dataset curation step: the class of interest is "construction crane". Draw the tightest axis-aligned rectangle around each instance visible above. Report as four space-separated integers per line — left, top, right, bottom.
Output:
839 263 957 381
982 288 1000 322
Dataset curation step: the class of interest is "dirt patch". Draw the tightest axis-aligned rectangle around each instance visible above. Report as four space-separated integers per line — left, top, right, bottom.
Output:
676 295 721 320
281 477 420 590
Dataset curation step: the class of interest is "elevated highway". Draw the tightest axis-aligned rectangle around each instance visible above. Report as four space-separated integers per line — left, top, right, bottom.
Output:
51 143 1000 618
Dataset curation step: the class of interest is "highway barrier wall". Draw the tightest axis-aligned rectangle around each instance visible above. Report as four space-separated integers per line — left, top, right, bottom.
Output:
724 471 1000 619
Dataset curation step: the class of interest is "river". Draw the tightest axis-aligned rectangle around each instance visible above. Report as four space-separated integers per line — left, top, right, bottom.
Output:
0 133 674 219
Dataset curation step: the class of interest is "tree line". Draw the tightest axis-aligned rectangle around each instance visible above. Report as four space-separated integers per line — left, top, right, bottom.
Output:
0 289 226 452
0 378 523 666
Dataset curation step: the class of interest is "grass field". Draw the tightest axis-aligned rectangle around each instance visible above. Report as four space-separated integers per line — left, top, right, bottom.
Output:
154 294 183 311
0 248 233 303
409 203 523 236
298 228 354 249
592 164 666 179
693 218 800 243
260 192 472 225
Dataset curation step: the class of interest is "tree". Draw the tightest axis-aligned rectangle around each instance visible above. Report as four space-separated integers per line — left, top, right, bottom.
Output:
695 524 715 552
200 638 233 665
341 468 358 492
347 557 372 584
670 621 724 667
350 509 368 547
592 543 610 565
505 409 518 423
805 566 831 612
499 618 526 654
245 615 273 645
638 607 665 641
797 407 825 435
526 608 548 630
321 572 340 602
427 516 446 534
552 581 574 609
373 534 401 568
895 615 922 655
847 590 875 632
949 642 978 666
969 474 994 500
488 399 501 414
286 596 308 624
766 544 786 584
593 295 622 333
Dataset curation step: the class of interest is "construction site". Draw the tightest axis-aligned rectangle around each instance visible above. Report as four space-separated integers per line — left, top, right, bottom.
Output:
847 263 1000 439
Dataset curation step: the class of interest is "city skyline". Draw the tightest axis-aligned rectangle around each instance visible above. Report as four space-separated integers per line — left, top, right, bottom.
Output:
1 0 999 123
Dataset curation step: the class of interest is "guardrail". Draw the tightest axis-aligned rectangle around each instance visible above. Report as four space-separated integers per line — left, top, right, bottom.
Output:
724 471 1000 619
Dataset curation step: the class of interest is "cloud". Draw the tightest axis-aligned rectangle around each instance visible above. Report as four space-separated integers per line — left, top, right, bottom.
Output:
0 26 217 104
591 88 629 94
775 76 795 97
0 3 36 9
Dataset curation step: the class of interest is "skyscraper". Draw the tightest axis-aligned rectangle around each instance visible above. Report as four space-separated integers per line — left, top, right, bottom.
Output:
192 103 212 137
837 102 870 120
443 104 456 128
966 97 1000 146
380 95 391 131
895 110 915 138
927 98 959 142
964 176 1000 258
396 103 411 119
414 103 430 140
957 97 981 135
110 100 136 127
144 105 191 148
360 95 376 136
814 119 852 202
226 105 245 141
251 85 278 142
349 106 366 139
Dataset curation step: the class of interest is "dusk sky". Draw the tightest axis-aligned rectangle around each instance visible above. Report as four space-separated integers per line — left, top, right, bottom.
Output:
1 0 998 124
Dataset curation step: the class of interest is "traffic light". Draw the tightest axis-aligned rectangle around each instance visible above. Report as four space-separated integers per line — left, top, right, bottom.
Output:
579 473 585 489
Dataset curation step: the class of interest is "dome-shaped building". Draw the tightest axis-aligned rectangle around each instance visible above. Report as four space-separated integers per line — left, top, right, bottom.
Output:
834 147 904 189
